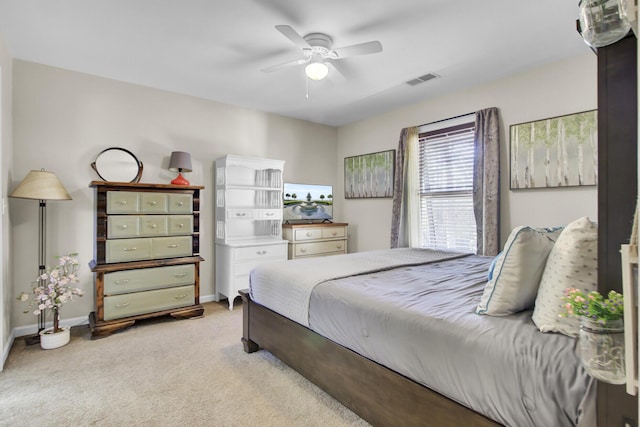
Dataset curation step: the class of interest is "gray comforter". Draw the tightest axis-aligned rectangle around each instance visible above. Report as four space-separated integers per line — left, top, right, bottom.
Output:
250 251 595 427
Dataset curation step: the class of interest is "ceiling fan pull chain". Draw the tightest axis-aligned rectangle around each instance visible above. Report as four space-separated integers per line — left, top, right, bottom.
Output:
305 76 310 100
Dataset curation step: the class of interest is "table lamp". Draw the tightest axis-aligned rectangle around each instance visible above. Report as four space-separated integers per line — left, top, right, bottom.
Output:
169 151 192 186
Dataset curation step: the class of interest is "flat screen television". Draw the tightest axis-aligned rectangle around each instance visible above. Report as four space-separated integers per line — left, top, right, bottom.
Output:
283 182 333 222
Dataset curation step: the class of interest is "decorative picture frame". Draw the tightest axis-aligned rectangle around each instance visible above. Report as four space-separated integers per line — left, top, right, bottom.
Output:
510 110 597 190
344 149 395 199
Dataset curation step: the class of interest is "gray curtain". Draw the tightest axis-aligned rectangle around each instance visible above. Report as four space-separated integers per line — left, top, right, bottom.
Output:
473 107 500 256
390 128 410 248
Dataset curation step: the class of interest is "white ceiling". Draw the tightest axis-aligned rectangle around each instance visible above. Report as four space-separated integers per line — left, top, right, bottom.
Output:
0 0 589 127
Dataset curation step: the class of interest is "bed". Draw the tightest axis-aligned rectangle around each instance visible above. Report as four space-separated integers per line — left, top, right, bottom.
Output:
242 248 596 427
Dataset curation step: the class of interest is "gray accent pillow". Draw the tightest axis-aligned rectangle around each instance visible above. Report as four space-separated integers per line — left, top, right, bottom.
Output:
476 225 562 316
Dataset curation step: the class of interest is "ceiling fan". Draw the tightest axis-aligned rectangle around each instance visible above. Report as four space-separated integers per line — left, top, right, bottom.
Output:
261 25 383 81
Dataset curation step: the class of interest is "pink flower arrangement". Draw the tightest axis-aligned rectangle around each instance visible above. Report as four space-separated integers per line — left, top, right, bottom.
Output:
561 287 624 324
17 253 84 333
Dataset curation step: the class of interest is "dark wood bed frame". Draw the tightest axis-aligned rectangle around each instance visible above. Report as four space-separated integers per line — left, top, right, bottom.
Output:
240 290 501 427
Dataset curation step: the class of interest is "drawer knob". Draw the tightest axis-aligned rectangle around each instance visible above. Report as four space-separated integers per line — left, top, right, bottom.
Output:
121 225 128 229
256 250 267 255
123 247 137 251
236 212 246 217
178 201 184 206
115 302 130 309
168 244 180 248
178 223 184 228
300 248 307 253
337 245 343 249
174 294 187 300
265 212 274 217
150 201 157 206
306 232 312 237
119 200 127 205
173 273 188 278
151 224 158 229
332 232 337 236
114 279 130 285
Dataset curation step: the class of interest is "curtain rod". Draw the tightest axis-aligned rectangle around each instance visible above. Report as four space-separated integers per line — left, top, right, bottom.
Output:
416 111 476 129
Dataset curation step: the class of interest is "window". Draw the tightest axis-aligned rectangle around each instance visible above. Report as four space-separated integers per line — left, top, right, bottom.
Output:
418 122 476 252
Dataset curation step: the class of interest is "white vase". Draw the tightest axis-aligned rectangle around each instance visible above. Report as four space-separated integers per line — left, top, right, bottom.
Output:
39 327 70 350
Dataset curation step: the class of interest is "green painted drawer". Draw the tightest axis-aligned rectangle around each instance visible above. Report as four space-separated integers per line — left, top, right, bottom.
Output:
104 264 195 295
103 284 195 320
168 215 193 235
140 216 168 236
108 216 140 238
140 193 168 213
106 238 153 263
151 236 192 259
107 191 139 214
169 193 193 214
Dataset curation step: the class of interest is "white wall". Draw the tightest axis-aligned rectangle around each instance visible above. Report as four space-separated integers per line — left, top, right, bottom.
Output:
336 53 598 252
0 32 13 368
10 60 337 329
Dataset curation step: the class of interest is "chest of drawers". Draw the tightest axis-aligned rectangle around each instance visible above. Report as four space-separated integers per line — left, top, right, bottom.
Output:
282 222 348 259
89 181 204 338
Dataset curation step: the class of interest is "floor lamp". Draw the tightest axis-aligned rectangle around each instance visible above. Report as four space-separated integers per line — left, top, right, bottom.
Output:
10 169 71 345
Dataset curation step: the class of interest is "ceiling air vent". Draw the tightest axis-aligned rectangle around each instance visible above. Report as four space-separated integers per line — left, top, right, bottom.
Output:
406 73 440 86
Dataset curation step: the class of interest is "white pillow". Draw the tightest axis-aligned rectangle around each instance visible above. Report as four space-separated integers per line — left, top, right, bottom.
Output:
476 225 562 316
532 217 598 336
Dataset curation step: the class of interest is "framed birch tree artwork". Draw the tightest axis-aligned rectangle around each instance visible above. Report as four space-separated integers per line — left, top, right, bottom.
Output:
510 110 597 189
344 150 395 198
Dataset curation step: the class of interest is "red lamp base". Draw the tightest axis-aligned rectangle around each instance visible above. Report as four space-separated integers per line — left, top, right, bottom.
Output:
171 173 190 186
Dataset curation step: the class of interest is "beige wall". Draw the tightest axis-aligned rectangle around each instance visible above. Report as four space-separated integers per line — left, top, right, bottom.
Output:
336 53 598 252
0 32 13 368
10 60 337 329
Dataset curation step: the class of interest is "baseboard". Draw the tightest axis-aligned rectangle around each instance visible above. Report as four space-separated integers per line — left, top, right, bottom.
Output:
200 293 218 303
12 315 89 338
1 329 16 371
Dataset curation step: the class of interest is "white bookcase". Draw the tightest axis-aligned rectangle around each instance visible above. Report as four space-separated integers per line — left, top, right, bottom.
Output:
215 155 288 309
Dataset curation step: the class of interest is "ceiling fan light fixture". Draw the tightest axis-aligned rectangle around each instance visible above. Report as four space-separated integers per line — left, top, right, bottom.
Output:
305 61 329 80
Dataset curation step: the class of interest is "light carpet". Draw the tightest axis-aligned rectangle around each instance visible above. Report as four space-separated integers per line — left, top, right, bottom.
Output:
0 301 370 427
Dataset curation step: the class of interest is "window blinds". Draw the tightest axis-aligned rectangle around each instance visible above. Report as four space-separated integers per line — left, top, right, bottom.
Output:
418 123 477 252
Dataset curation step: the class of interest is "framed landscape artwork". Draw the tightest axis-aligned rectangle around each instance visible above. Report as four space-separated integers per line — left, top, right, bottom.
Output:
344 150 395 198
510 110 597 189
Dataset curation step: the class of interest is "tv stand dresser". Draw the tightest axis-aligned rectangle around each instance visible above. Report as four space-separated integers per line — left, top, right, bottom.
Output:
282 222 348 260
89 181 204 338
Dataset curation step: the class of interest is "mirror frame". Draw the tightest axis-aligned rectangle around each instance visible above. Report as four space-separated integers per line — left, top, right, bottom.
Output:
91 147 144 183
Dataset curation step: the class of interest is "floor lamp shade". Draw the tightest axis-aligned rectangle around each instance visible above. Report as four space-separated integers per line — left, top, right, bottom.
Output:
10 169 71 343
10 170 72 201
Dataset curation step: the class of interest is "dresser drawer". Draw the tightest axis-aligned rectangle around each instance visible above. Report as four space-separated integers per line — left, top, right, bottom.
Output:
152 236 193 259
105 236 192 262
227 209 254 220
322 227 346 239
168 193 193 214
107 191 139 214
140 192 169 213
294 228 322 241
106 238 153 263
140 216 169 236
294 240 346 257
168 215 194 235
235 243 287 261
104 264 195 294
103 284 195 320
108 216 140 238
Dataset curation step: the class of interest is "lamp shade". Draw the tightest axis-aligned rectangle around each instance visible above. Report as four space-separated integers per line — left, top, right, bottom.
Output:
10 170 72 201
169 151 193 172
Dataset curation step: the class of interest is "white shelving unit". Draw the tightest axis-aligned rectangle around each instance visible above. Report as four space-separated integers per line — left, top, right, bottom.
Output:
215 155 288 309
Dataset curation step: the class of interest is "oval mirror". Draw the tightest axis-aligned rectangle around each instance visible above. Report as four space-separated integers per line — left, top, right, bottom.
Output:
91 147 143 183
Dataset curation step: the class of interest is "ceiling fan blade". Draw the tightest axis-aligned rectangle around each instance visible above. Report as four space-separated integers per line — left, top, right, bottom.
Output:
275 25 310 49
326 61 347 83
333 41 383 59
261 57 308 73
